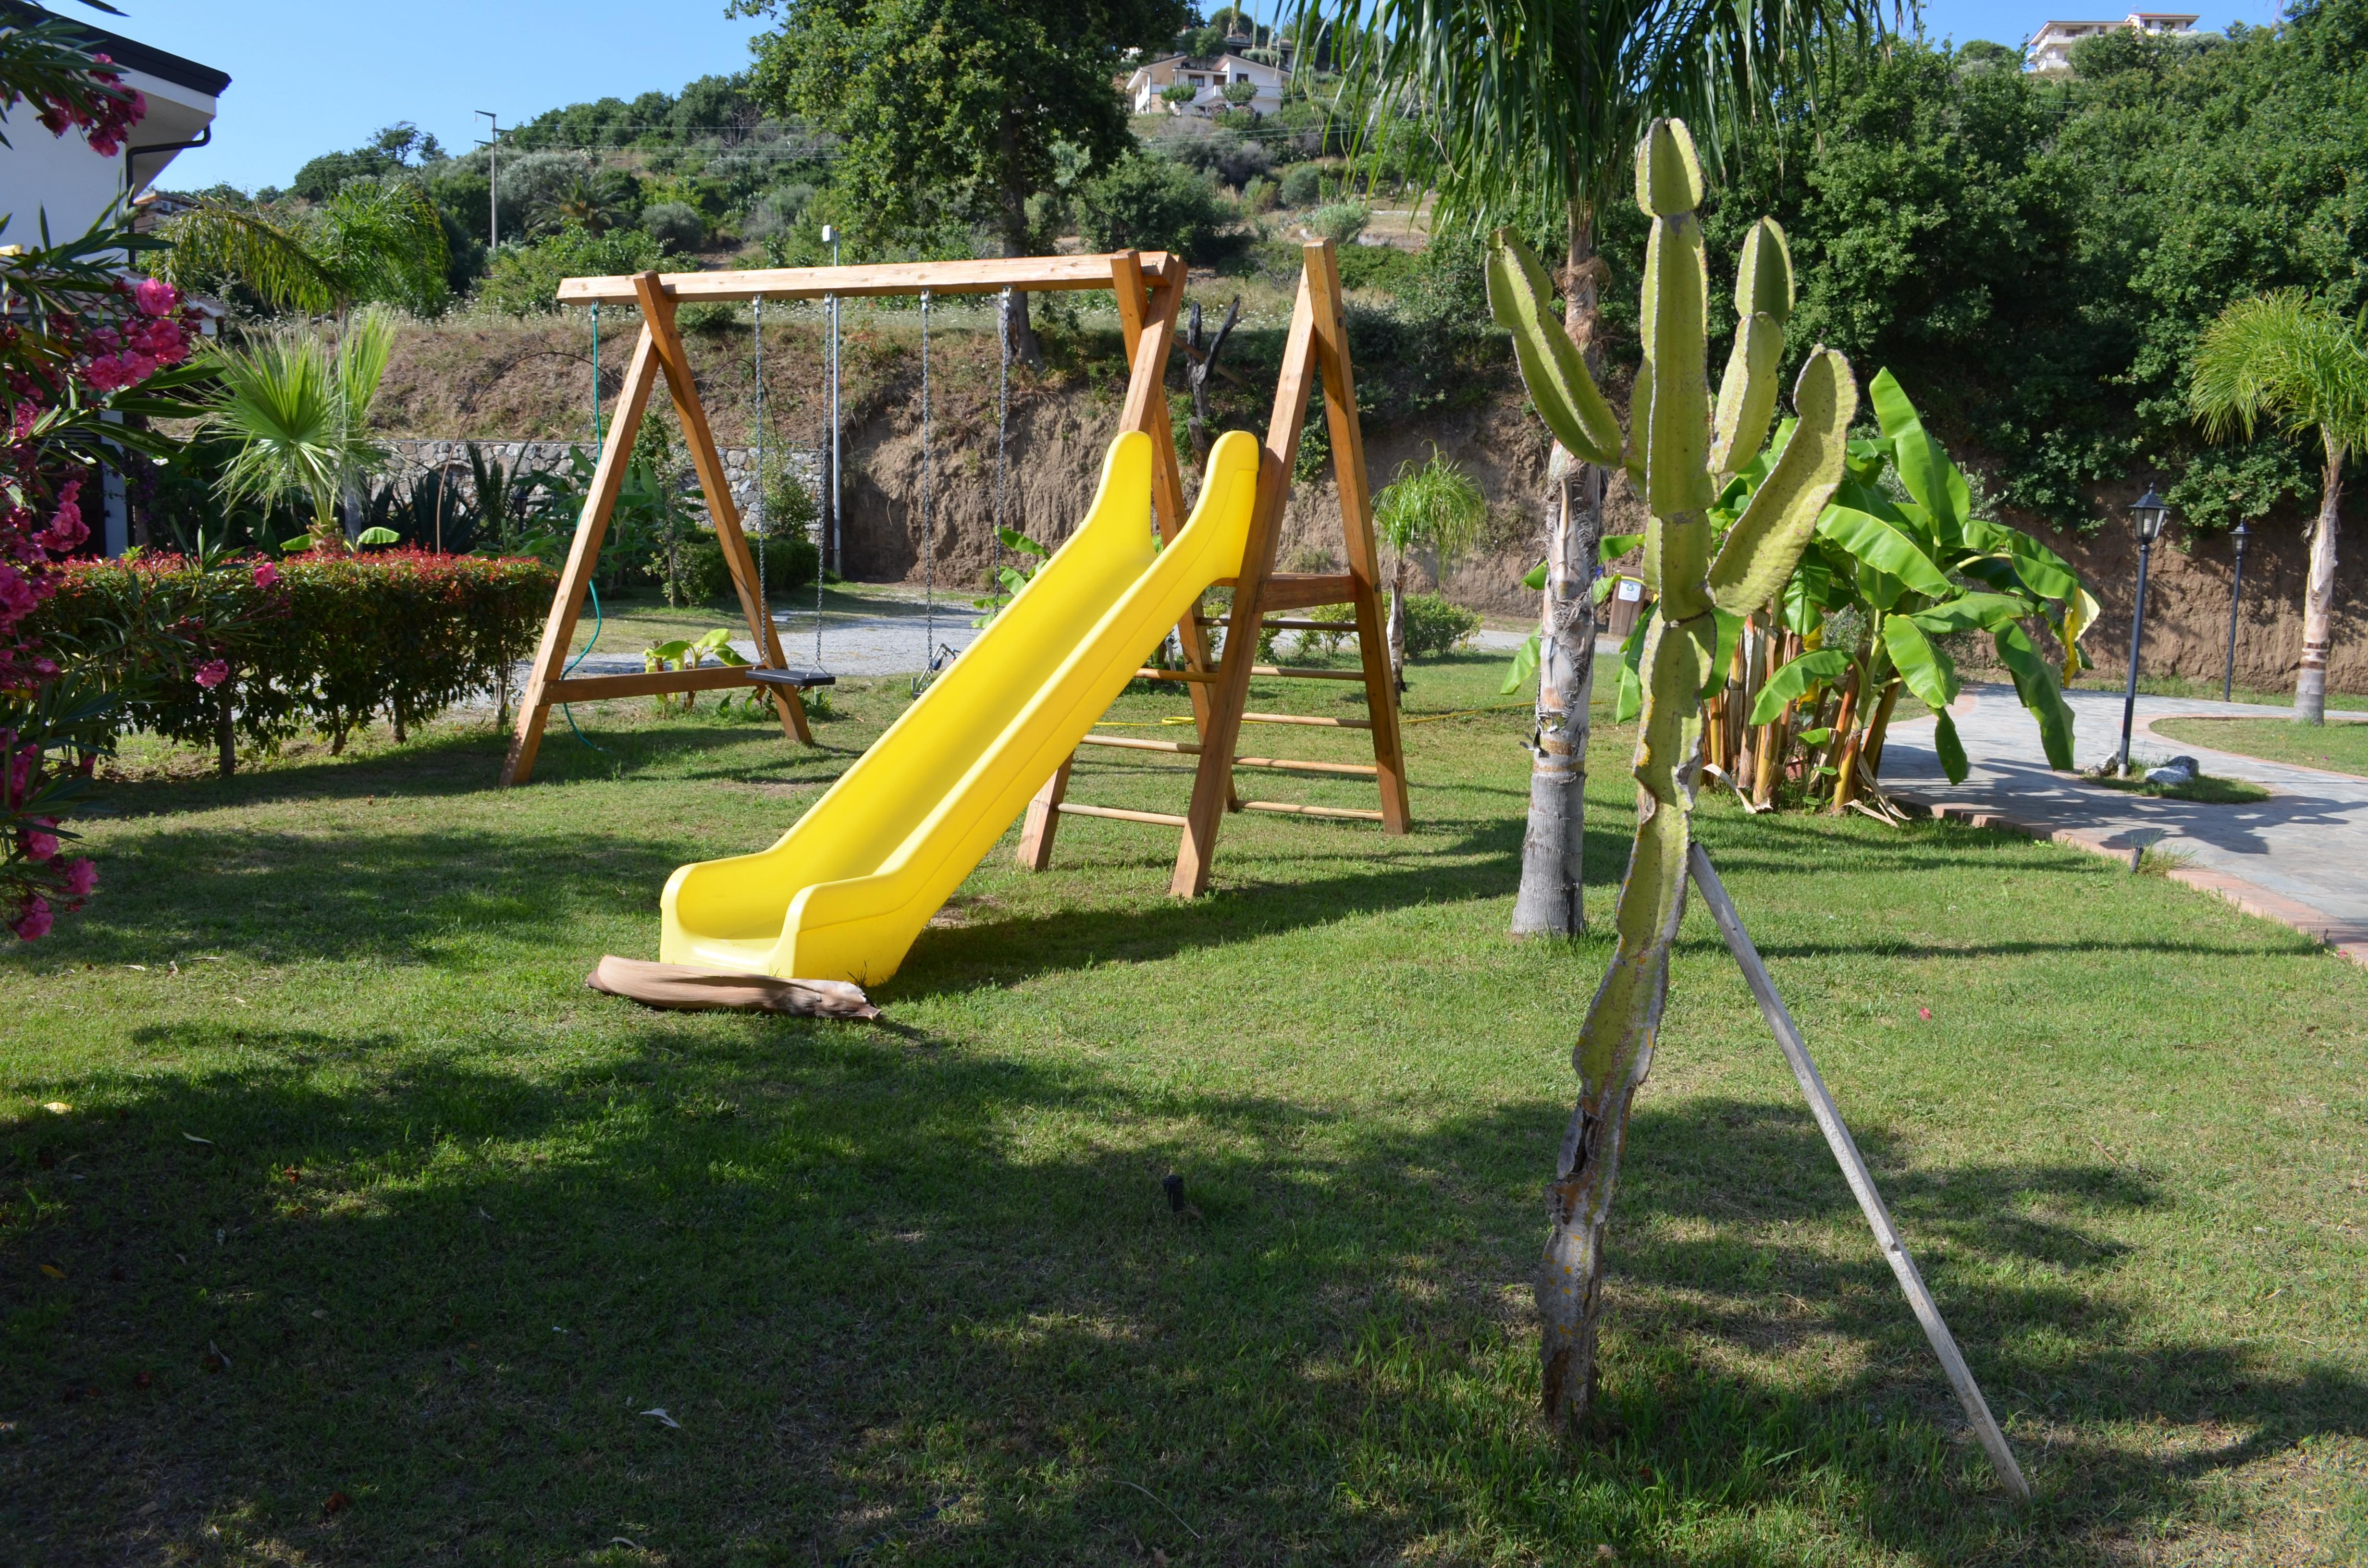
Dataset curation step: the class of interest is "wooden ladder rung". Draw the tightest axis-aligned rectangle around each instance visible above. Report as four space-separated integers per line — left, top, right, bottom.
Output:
1078 734 1202 755
1252 665 1366 681
1234 755 1379 776
1240 712 1372 730
1055 802 1189 827
1135 667 1219 682
1239 800 1387 822
1196 616 1359 633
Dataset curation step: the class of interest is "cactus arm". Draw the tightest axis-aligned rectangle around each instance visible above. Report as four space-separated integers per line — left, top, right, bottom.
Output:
1709 312 1785 483
1708 349 1860 615
1487 229 1623 466
1624 360 1653 519
1734 218 1796 323
1637 122 1714 619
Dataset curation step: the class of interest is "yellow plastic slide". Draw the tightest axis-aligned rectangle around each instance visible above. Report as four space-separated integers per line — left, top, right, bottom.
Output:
659 428 1261 985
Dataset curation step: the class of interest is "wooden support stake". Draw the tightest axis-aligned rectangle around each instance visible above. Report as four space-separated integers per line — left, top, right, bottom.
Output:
1687 842 2032 1504
1016 756 1072 871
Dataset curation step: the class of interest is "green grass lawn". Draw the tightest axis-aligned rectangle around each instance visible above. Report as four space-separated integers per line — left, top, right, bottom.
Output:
2153 715 2368 779
2065 672 2368 712
6 655 2367 1565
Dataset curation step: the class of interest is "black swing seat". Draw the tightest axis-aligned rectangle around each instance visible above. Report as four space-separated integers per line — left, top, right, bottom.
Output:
746 665 837 690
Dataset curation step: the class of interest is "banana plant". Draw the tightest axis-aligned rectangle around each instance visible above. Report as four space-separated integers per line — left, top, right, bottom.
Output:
1489 119 1857 1433
1741 369 2096 807
642 627 749 713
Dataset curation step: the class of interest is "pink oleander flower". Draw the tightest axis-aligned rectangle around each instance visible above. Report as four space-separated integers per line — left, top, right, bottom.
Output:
62 859 97 899
194 659 229 689
0 565 35 621
35 480 86 553
24 831 59 862
253 561 279 589
134 277 177 316
10 896 52 942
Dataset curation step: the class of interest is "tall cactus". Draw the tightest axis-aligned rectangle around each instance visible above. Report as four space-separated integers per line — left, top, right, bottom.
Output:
1488 119 1858 1433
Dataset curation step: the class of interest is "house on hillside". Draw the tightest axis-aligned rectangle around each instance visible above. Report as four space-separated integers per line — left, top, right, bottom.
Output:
0 1 230 247
1124 50 1290 117
2025 12 2198 72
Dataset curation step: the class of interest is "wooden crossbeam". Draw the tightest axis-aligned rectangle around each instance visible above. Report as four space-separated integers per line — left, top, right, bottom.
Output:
556 253 1177 305
1214 572 1357 612
1242 712 1372 729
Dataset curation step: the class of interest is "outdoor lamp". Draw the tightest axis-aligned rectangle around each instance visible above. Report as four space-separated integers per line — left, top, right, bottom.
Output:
2223 521 2250 702
2117 487 2174 776
2130 487 2170 543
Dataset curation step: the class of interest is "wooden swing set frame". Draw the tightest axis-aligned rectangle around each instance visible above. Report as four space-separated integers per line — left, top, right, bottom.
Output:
502 242 1408 898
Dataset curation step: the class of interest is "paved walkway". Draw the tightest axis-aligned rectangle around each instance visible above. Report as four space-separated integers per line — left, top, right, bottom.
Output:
547 588 987 681
1881 685 2368 963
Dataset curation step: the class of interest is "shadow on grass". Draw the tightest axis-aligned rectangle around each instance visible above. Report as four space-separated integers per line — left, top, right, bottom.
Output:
5 1021 2356 1564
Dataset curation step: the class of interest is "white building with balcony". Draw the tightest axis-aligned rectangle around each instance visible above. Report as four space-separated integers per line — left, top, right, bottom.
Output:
1124 51 1291 117
2026 12 2198 73
0 2 230 247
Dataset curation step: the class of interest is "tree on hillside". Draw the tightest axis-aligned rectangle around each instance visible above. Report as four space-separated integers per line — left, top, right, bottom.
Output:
1307 0 1887 943
736 0 1187 363
2190 292 2368 724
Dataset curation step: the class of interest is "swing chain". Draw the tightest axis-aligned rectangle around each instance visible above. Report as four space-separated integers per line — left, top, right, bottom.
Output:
995 285 1011 614
914 289 936 695
753 295 770 637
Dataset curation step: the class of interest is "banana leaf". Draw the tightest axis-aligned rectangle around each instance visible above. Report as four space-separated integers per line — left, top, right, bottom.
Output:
1992 621 2077 770
1818 506 1954 599
1748 647 1850 724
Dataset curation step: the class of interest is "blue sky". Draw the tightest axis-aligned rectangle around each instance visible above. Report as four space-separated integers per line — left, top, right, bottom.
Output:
131 0 2288 196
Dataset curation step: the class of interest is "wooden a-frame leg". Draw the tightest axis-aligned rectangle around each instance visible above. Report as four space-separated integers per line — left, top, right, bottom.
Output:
1305 241 1411 833
502 319 667 786
635 271 813 747
1016 757 1072 870
1173 266 1321 896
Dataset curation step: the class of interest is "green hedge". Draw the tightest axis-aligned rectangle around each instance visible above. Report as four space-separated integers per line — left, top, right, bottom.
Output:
33 550 557 760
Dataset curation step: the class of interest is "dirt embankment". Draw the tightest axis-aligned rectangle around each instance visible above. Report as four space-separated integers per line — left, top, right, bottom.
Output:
379 314 2363 692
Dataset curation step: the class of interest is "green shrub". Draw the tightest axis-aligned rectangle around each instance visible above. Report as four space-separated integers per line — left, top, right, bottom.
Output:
1078 152 1229 261
1334 243 1415 293
1240 176 1278 213
1401 593 1480 659
478 224 682 315
1310 202 1370 245
641 200 706 252
34 551 557 755
1279 164 1324 207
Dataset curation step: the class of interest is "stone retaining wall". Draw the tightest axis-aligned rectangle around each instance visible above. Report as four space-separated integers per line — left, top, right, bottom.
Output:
384 439 824 526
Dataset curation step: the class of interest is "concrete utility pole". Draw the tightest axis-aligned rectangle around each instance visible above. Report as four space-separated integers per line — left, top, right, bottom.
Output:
476 110 500 246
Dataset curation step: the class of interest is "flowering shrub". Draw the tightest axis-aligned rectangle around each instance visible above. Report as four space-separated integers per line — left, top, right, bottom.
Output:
3 29 226 941
31 550 557 758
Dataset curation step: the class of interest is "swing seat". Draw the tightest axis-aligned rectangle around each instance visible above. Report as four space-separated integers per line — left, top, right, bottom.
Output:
747 667 838 689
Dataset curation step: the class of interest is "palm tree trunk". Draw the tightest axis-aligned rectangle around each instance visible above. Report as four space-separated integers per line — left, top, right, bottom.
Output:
998 120 1045 368
1510 196 1602 939
1387 554 1408 687
2296 436 2344 725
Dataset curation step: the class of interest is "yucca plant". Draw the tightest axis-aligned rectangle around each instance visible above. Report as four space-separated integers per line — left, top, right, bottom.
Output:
1490 118 1856 1433
206 310 395 555
1373 448 1488 685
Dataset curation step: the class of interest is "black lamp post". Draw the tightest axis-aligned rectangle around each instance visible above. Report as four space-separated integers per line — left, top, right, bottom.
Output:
2222 521 2249 702
2117 488 2171 776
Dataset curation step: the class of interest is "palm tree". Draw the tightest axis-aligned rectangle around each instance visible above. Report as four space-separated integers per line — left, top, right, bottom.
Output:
2190 292 2368 724
1374 448 1488 685
155 179 449 318
1312 0 1889 937
206 309 396 554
